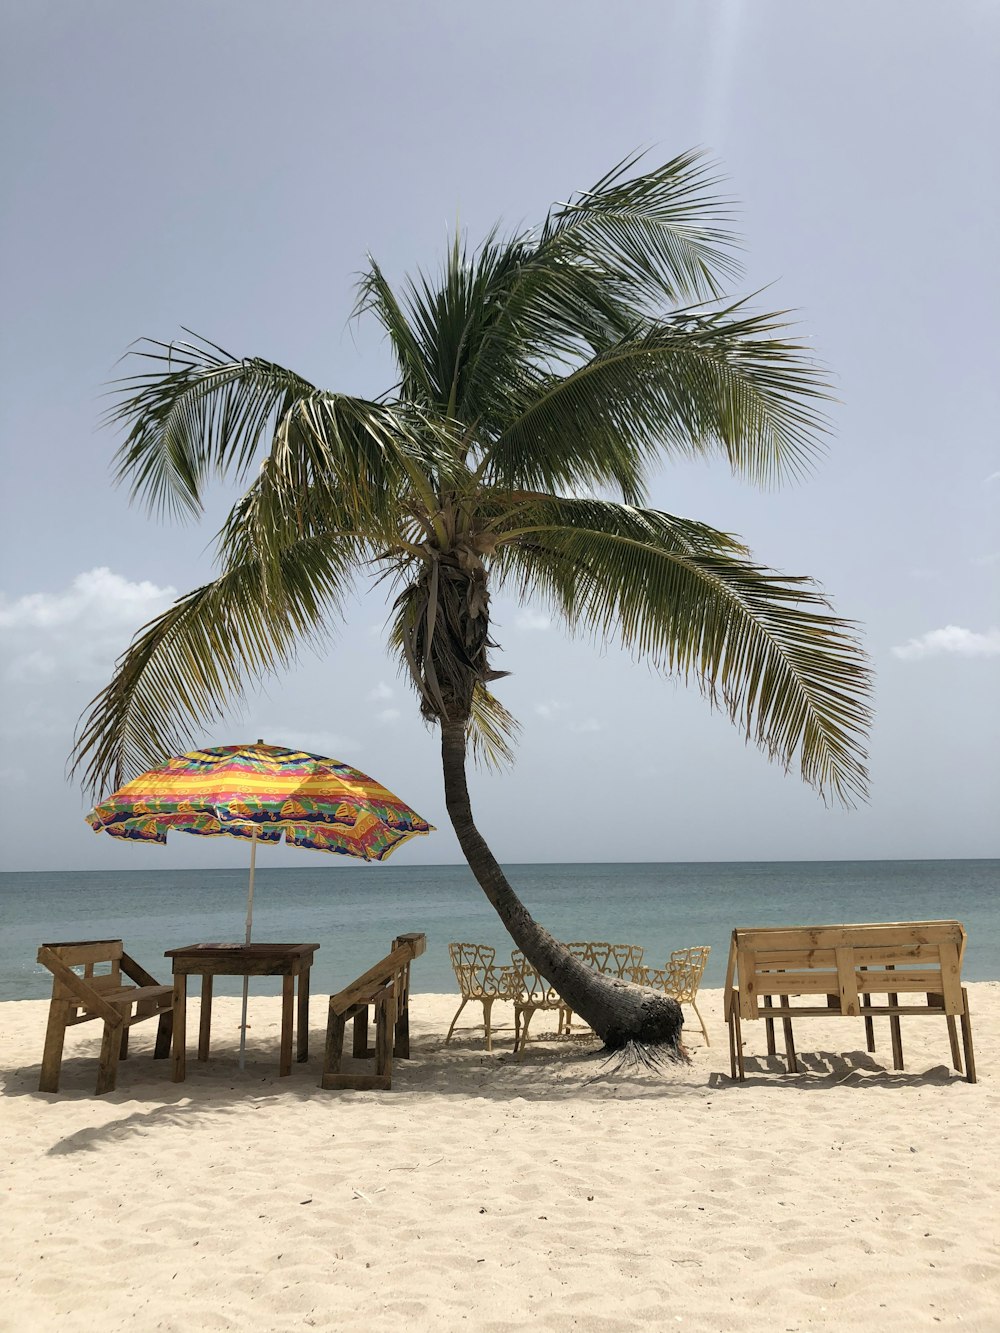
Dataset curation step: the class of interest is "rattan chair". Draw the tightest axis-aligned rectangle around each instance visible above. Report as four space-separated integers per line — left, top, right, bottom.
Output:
445 943 518 1052
642 946 711 1044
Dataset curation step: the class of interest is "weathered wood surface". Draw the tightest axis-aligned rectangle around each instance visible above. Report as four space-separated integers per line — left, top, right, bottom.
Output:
165 942 320 1082
724 920 976 1083
320 934 425 1091
37 940 174 1095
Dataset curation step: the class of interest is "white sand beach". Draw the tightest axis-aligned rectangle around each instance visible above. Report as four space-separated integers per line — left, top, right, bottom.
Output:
1 985 997 1332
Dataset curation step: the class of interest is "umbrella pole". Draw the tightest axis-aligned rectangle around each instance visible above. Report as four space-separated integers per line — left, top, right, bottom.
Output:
238 827 259 1071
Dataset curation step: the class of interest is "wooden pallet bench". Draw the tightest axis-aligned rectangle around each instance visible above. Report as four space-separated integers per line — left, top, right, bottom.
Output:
321 933 425 1091
724 920 976 1083
37 939 174 1094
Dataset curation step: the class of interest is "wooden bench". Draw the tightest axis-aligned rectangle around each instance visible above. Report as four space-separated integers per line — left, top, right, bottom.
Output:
724 920 976 1083
37 939 174 1094
320 933 425 1090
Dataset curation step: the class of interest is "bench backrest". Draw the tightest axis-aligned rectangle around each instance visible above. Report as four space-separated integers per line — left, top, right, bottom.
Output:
726 920 967 1020
38 940 125 1007
330 933 426 1016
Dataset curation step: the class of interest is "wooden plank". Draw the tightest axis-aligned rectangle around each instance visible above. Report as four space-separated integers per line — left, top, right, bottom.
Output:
331 943 421 1015
37 948 123 1024
352 1006 370 1058
835 946 860 1016
120 951 162 987
323 1004 347 1077
733 922 963 952
38 999 71 1093
935 941 964 1016
960 988 976 1083
41 940 123 965
737 947 757 1019
95 1004 125 1094
320 1073 392 1091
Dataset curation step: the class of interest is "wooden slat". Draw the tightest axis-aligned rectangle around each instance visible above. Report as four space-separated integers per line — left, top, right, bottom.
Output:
330 944 417 1016
40 940 123 965
732 921 963 951
835 947 860 1016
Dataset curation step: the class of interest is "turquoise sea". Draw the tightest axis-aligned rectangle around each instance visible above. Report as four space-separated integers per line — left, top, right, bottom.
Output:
2 859 997 1003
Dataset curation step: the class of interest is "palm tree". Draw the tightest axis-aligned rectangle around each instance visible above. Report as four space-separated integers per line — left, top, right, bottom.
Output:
72 151 871 1059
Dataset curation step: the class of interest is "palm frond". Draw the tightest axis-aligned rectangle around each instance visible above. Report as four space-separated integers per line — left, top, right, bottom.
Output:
107 332 319 517
543 148 742 305
70 537 358 796
481 304 831 497
492 497 871 804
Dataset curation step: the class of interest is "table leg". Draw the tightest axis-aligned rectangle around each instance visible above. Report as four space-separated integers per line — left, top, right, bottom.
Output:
198 975 213 1061
280 975 294 1076
172 975 187 1082
297 966 311 1063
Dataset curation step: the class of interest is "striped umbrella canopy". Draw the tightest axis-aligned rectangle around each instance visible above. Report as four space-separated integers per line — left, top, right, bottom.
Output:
86 741 434 862
87 741 434 1069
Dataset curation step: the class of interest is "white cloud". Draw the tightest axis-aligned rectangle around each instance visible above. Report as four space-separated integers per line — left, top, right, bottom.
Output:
971 552 1000 567
570 718 603 734
366 682 394 702
263 728 362 758
5 649 57 682
0 569 179 727
0 567 175 631
984 471 1000 485
534 700 567 720
377 707 402 725
892 625 1000 660
515 609 551 631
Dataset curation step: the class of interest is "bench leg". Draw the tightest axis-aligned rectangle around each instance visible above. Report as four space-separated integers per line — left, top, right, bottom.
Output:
764 997 776 1058
154 1008 173 1059
779 996 797 1074
375 995 394 1086
960 989 976 1084
39 999 70 1093
731 1006 745 1080
353 1006 370 1058
96 1017 124 1094
119 1024 130 1061
323 1008 347 1083
394 999 410 1060
946 1015 962 1073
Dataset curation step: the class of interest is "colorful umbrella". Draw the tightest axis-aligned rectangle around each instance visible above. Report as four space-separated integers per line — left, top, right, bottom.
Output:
86 740 434 1066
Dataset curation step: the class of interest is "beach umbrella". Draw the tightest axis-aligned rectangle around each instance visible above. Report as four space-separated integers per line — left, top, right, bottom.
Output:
86 740 434 1066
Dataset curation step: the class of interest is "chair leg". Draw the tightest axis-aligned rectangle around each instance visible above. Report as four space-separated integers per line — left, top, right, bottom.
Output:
119 1024 130 1060
946 1015 962 1073
960 989 976 1084
516 1007 536 1059
691 999 710 1046
96 1017 124 1094
39 999 70 1093
445 998 468 1044
729 1005 745 1080
482 999 495 1053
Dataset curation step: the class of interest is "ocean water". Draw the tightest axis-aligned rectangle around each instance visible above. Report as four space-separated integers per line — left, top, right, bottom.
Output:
1 860 997 1003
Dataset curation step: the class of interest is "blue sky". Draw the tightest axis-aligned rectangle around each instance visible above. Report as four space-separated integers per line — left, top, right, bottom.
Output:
1 0 997 872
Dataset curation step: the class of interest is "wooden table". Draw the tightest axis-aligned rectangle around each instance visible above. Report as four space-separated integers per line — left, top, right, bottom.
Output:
165 943 320 1081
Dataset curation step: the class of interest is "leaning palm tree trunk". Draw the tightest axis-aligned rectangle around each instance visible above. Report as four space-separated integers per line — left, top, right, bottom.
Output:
440 719 684 1054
